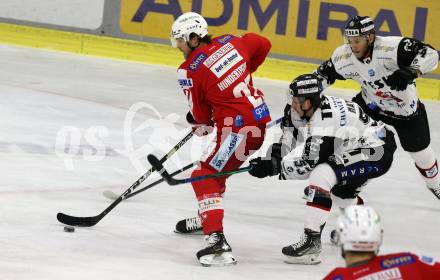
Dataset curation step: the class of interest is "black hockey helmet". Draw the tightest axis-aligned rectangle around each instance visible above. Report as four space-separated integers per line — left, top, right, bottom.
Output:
344 16 375 37
288 74 323 108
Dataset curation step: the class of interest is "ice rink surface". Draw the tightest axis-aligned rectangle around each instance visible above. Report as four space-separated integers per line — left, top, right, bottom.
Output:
1 44 439 280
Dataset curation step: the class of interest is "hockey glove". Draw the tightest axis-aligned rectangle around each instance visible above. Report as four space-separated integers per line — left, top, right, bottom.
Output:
385 67 418 91
248 143 282 178
186 112 214 137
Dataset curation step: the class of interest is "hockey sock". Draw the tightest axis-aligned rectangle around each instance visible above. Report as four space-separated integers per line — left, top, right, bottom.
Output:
410 145 439 188
305 164 337 232
197 194 224 234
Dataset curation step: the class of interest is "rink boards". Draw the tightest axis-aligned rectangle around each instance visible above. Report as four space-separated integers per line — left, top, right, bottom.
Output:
0 21 439 101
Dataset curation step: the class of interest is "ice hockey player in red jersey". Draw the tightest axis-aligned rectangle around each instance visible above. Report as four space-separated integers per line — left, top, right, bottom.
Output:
324 205 440 280
170 12 272 266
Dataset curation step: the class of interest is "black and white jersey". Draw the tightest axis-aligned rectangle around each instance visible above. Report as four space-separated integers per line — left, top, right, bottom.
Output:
280 95 386 180
316 36 438 117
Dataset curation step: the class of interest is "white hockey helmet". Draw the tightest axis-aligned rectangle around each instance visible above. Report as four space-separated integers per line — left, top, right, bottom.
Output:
337 205 383 253
170 12 208 48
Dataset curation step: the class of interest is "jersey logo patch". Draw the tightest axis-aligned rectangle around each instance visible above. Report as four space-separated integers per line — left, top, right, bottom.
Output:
204 43 234 68
210 49 243 78
209 133 244 171
217 62 247 91
380 254 415 269
198 196 222 213
420 255 435 265
333 53 351 63
177 78 193 89
357 268 401 280
337 162 381 181
216 34 234 44
189 53 207 72
234 115 243 128
252 103 270 121
368 69 375 77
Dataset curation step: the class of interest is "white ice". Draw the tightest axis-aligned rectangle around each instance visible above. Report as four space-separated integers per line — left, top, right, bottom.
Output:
0 44 439 280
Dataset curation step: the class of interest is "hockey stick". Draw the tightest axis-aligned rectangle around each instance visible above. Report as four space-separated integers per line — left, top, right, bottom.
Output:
56 131 194 227
146 117 282 186
267 116 283 128
102 117 282 200
103 161 197 200
147 154 252 185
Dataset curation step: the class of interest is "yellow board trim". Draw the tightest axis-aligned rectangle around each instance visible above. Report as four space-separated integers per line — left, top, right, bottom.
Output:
0 22 439 100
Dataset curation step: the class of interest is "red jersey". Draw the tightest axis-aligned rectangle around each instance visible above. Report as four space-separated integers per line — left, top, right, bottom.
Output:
176 33 271 127
324 252 440 280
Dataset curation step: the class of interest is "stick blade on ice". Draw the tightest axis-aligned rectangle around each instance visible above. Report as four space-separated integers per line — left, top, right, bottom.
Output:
56 212 98 227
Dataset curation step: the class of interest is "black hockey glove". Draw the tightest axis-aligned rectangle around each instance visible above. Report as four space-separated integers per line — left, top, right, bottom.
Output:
186 112 214 137
385 67 418 91
248 143 282 178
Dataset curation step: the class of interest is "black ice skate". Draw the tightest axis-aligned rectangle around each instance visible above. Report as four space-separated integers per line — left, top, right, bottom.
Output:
196 232 237 267
174 216 203 235
282 228 322 265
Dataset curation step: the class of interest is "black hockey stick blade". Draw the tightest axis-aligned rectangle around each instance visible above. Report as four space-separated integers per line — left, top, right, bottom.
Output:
147 154 179 185
57 212 101 227
57 195 124 226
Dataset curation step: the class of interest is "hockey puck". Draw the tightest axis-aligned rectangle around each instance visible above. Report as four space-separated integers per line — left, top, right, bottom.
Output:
64 226 75 233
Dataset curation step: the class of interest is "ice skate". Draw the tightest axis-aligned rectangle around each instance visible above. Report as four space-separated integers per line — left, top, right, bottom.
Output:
196 232 237 267
282 228 322 265
174 216 203 235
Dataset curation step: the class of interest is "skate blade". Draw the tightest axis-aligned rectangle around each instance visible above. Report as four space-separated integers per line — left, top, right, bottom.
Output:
174 229 203 235
283 253 321 265
199 252 237 267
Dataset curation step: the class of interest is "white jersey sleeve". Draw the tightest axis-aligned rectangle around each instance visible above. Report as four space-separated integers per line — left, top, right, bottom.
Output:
325 36 439 117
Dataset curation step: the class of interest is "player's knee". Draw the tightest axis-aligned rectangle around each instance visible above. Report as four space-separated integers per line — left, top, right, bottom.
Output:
309 163 337 189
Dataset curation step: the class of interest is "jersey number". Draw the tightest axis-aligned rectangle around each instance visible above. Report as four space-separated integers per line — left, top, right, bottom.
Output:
232 74 262 108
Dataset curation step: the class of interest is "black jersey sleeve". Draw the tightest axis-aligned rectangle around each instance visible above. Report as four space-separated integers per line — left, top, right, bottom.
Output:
397 37 435 68
302 135 339 168
315 59 346 85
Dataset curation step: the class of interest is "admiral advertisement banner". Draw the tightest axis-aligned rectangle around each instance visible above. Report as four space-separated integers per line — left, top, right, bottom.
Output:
120 0 440 74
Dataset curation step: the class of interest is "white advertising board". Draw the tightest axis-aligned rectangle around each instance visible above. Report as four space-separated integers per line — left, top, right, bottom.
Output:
0 0 105 29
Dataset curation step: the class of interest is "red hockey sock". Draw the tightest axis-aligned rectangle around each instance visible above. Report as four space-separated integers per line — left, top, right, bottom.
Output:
200 208 224 234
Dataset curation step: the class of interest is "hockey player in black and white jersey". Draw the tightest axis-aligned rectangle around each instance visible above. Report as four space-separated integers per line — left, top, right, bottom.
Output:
248 74 397 264
315 16 440 199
